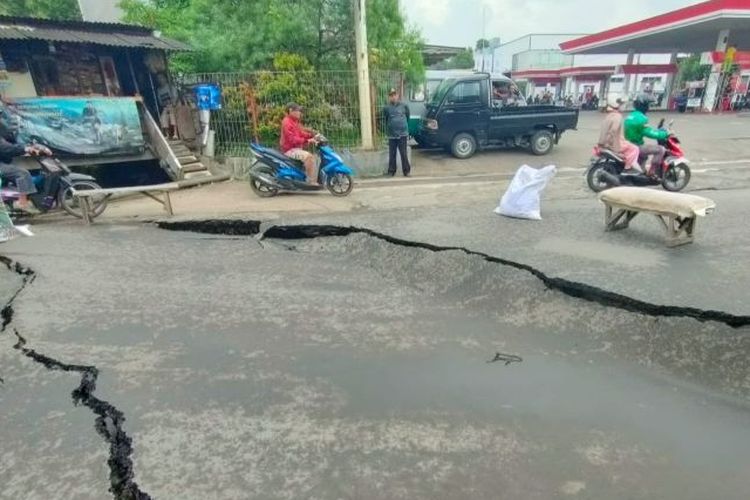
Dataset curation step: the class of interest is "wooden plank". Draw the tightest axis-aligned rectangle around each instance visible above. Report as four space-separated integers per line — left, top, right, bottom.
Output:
138 102 182 181
603 203 697 247
163 191 174 216
177 156 199 164
80 197 92 225
180 163 207 173
74 183 180 197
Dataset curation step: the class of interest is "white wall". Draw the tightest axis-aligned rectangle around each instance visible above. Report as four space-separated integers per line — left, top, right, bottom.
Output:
0 71 37 99
491 34 585 73
77 0 124 23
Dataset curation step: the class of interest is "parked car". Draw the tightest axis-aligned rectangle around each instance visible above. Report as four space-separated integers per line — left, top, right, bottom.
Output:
417 73 579 159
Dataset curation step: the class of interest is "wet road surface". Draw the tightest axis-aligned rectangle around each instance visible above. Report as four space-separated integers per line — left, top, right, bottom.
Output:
2 219 750 499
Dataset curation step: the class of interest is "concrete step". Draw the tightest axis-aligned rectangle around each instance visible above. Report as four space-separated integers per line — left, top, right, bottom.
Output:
182 170 215 180
181 162 207 174
177 155 199 164
177 173 230 187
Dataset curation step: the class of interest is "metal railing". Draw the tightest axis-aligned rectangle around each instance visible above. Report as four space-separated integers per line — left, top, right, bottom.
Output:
177 70 403 157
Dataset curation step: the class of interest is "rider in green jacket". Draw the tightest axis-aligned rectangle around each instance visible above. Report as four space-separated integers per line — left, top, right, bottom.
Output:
624 95 668 176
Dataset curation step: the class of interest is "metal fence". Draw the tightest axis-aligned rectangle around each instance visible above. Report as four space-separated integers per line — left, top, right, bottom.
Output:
177 70 403 157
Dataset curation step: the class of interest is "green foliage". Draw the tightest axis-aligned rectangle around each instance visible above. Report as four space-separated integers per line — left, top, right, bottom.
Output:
475 39 490 50
0 0 81 19
212 53 362 152
254 53 333 143
432 48 474 70
677 54 711 84
120 0 424 82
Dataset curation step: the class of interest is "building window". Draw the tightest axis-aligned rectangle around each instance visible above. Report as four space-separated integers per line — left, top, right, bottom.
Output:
29 56 61 95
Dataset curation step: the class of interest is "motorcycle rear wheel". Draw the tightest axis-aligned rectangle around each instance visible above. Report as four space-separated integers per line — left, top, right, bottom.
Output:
587 163 614 193
249 165 279 198
250 179 279 198
662 163 691 192
60 181 108 219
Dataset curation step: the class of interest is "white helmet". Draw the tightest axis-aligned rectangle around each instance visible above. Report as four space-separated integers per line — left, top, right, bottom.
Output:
607 95 623 109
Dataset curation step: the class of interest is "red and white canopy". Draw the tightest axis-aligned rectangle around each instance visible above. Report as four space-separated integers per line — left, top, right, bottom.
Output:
560 0 750 54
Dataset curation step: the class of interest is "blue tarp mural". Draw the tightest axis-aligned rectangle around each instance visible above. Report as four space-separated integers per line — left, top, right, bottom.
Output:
2 97 145 157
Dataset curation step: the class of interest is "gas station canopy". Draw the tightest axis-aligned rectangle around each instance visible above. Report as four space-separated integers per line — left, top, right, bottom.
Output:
560 0 750 54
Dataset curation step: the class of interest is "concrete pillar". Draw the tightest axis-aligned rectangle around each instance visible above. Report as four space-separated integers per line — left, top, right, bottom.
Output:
571 77 578 100
663 52 678 110
353 0 374 149
601 76 610 103
622 49 635 100
704 29 731 112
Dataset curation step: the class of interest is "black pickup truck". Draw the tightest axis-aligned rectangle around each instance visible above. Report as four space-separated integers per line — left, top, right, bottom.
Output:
417 74 579 159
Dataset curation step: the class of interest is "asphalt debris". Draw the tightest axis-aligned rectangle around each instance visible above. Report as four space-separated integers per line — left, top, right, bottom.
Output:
487 352 523 366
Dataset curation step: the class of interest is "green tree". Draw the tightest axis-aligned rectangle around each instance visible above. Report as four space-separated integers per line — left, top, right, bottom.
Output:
475 39 490 51
120 0 424 81
677 54 711 83
0 0 81 19
433 48 474 70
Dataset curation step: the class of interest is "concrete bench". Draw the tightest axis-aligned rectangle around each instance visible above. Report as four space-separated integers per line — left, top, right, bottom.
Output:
598 187 715 247
74 182 179 224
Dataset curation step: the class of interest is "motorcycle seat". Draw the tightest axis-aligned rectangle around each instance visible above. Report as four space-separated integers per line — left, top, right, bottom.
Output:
257 146 305 169
599 148 624 163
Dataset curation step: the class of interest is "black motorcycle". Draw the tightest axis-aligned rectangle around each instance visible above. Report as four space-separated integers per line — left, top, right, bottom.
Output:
586 119 691 193
1 156 108 219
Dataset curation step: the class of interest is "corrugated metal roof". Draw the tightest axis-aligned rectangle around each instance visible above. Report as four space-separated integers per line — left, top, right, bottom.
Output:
0 16 190 51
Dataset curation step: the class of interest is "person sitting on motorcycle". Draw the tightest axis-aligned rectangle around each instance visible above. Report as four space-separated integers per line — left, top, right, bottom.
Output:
624 94 668 177
597 96 641 172
280 103 317 185
0 115 51 211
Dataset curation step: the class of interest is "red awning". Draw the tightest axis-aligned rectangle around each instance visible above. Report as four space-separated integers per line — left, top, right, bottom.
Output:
513 66 615 81
511 70 561 80
560 0 750 54
559 66 616 77
618 64 678 74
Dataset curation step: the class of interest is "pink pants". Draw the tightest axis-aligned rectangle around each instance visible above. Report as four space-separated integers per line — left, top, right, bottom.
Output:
620 141 640 169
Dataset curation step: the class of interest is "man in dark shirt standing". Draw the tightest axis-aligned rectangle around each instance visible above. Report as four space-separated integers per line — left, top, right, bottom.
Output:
383 89 411 177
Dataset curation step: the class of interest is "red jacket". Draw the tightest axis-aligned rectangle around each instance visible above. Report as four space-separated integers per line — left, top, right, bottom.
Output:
280 115 313 153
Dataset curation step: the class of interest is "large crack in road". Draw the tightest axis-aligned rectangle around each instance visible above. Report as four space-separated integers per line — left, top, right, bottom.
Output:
159 220 750 329
3 218 749 497
1 255 152 500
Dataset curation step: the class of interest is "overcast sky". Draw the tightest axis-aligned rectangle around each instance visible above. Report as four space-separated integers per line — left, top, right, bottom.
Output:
402 0 699 47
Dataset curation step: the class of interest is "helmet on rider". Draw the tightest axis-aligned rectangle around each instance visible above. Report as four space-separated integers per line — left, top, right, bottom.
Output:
633 94 653 114
606 95 623 110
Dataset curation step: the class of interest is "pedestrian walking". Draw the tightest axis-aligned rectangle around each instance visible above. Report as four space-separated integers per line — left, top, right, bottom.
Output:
383 89 411 177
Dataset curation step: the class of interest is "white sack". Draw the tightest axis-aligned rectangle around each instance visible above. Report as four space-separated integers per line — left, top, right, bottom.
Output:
494 165 557 220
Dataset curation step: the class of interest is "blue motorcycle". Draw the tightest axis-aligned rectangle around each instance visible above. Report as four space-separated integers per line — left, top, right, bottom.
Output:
248 135 355 197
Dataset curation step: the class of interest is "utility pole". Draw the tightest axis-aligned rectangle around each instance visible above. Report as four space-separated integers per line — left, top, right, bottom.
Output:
481 6 487 72
353 0 374 150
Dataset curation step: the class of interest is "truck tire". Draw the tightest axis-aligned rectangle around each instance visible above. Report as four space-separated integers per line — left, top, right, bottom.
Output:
530 130 554 155
451 133 477 159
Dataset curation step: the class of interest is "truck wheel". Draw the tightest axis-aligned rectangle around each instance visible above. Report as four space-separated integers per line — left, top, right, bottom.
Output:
451 133 477 159
530 130 554 155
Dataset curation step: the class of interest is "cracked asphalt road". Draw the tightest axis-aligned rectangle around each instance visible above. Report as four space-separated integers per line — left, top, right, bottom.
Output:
2 204 750 499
